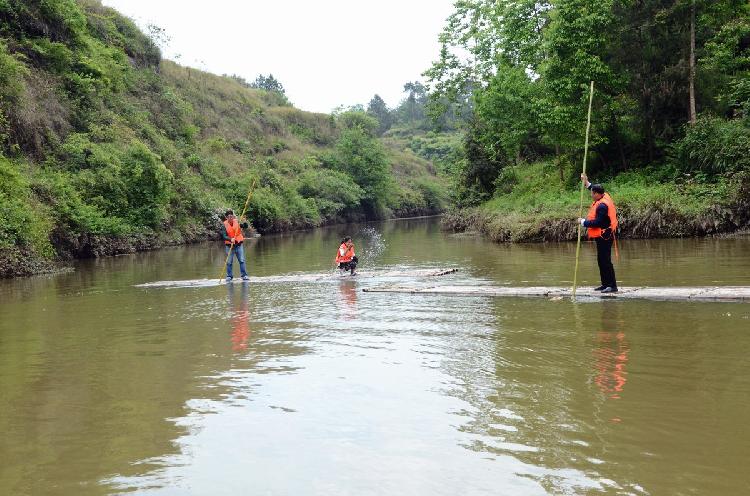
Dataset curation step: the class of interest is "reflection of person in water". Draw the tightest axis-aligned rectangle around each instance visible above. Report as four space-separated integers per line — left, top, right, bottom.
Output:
227 283 250 351
593 302 629 400
338 281 358 320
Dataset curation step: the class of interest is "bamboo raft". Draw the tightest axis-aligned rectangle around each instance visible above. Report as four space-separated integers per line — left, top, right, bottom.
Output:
136 268 459 288
362 285 750 302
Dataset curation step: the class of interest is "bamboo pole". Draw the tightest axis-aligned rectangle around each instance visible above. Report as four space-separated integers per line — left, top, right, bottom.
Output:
572 81 595 300
218 178 257 282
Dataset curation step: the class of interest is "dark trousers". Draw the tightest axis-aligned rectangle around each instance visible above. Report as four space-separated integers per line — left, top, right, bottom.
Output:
338 256 358 274
595 237 617 289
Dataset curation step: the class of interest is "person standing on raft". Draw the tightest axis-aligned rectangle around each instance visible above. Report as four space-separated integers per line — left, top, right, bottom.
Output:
577 174 618 293
222 209 250 282
335 237 358 276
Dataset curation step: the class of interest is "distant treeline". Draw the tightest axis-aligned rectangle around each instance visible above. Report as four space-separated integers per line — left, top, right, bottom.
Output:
362 81 469 137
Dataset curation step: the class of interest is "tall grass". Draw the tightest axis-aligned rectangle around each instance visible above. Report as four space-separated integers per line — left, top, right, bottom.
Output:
444 161 748 241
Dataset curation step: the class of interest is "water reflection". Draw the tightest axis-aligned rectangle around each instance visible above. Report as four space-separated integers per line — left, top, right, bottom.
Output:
1 220 749 495
592 302 629 403
227 284 251 352
337 280 358 321
433 298 653 494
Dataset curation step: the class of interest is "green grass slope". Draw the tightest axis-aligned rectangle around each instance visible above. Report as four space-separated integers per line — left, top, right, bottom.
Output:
0 0 446 277
442 161 750 242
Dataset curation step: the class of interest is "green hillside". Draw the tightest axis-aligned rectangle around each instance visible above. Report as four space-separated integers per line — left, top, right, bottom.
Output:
0 0 447 277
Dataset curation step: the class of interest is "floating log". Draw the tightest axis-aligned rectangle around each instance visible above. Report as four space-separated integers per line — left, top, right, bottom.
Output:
362 285 750 302
136 268 459 289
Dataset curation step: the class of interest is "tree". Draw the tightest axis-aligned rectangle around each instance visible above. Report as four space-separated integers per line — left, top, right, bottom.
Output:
424 0 551 106
427 0 750 200
423 1 505 106
398 81 427 123
249 73 289 106
699 1 750 120
250 73 286 94
541 0 620 159
474 63 538 163
334 111 391 215
366 94 393 135
689 0 697 124
456 118 506 207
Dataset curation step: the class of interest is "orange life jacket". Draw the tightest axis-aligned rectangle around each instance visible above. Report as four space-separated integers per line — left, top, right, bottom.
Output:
223 219 245 245
586 193 618 239
335 243 355 263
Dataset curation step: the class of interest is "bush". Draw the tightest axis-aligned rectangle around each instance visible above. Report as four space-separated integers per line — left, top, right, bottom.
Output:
0 40 28 151
670 117 750 176
58 135 173 229
279 185 319 226
0 157 53 254
81 1 160 68
0 157 33 248
34 169 129 235
337 110 379 136
25 38 73 73
122 141 172 227
389 184 426 214
335 125 391 214
171 171 218 221
413 177 448 211
206 136 229 152
245 187 283 232
268 107 338 145
407 132 463 171
297 168 364 218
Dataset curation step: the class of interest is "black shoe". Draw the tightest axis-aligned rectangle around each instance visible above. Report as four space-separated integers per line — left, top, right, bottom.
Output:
601 287 618 294
593 285 607 291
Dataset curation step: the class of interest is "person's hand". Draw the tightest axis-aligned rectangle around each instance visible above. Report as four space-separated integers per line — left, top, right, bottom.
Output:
581 173 591 189
577 218 586 226
230 238 236 244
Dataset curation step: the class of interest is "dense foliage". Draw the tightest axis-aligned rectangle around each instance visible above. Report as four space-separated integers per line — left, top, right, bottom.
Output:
0 0 447 276
427 0 750 207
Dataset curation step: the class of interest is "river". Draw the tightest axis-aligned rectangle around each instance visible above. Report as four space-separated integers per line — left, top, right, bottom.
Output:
1 218 749 495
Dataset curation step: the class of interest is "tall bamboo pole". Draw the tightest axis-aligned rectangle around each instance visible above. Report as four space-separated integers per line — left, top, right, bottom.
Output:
572 81 595 300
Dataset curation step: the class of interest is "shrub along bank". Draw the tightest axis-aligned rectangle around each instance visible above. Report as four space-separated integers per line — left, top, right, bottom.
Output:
442 161 750 242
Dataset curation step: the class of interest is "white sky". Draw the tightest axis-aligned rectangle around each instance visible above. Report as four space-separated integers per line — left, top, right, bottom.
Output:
102 0 456 114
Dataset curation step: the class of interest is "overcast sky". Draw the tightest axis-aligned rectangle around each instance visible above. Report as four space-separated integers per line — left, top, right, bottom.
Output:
101 0 456 114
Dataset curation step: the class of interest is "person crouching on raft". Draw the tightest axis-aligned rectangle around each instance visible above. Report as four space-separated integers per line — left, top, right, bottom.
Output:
222 209 250 282
335 237 358 276
577 174 618 293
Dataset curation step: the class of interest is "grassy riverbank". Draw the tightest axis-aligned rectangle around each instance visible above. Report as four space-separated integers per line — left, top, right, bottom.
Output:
0 0 447 277
442 161 750 242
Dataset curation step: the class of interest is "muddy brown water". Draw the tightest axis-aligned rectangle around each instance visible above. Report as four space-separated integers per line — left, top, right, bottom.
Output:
1 218 749 495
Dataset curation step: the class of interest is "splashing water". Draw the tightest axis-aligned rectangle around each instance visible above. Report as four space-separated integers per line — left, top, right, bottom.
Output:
358 226 387 263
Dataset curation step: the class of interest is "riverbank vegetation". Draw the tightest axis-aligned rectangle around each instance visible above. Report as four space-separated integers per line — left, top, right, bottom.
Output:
0 0 447 276
427 0 750 241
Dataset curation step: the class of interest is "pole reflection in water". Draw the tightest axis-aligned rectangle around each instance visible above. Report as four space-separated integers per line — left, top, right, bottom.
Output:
227 283 251 352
